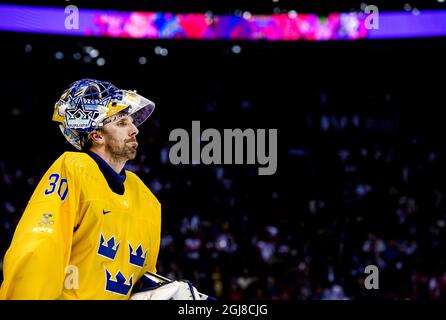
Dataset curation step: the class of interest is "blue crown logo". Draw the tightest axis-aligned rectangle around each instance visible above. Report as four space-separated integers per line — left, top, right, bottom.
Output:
128 243 148 267
105 269 133 296
97 233 120 260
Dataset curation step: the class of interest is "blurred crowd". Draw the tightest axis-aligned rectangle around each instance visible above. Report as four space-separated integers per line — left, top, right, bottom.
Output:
2 95 446 300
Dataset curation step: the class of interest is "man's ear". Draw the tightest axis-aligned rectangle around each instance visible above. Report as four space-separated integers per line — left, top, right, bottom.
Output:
90 130 104 144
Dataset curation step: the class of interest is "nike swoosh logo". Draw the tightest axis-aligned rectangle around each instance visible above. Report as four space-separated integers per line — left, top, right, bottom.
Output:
103 209 111 215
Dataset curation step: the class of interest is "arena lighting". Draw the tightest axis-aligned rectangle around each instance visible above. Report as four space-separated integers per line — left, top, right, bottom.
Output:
404 3 412 11
160 48 168 56
154 46 162 55
89 49 99 58
154 46 168 56
54 51 64 60
0 4 446 40
288 10 298 19
96 57 105 66
231 45 242 54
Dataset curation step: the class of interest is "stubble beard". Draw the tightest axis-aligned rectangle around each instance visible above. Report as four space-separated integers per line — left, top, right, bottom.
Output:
106 139 138 162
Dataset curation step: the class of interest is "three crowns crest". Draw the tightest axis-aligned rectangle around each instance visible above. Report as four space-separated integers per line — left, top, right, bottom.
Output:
97 233 120 260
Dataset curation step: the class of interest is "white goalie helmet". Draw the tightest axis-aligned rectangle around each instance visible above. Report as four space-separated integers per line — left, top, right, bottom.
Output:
52 78 155 150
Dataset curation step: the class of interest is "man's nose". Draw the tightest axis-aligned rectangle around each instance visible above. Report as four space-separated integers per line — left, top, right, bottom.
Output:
130 122 139 136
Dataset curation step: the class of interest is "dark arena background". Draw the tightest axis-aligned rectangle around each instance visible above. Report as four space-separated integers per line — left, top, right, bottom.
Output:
1 0 446 301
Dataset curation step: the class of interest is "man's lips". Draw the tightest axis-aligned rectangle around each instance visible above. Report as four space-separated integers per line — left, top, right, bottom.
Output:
126 140 138 147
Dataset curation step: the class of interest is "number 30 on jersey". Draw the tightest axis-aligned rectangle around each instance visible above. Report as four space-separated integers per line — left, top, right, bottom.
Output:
44 173 68 201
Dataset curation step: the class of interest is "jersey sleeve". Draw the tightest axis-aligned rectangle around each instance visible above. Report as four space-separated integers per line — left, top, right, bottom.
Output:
0 153 80 299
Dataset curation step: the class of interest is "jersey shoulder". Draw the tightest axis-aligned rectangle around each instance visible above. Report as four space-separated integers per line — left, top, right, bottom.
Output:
125 171 161 206
52 151 98 178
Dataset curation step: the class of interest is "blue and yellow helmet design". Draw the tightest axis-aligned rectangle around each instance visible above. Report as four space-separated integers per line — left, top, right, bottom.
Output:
52 78 155 150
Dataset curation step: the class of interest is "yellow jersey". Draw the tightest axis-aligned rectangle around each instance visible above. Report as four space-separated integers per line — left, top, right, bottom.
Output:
0 151 161 299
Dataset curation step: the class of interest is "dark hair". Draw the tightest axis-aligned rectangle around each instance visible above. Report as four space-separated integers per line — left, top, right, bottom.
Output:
80 129 103 151
79 133 92 151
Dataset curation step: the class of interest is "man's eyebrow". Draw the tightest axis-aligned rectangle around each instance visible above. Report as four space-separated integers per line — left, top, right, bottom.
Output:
117 116 134 124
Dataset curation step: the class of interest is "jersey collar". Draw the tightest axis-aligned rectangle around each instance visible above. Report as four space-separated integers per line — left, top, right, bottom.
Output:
87 151 127 195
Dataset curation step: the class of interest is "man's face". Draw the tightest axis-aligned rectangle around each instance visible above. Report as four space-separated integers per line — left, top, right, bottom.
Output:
100 115 139 160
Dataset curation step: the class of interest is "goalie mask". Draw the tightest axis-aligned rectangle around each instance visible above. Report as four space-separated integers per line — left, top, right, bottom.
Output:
52 78 155 150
